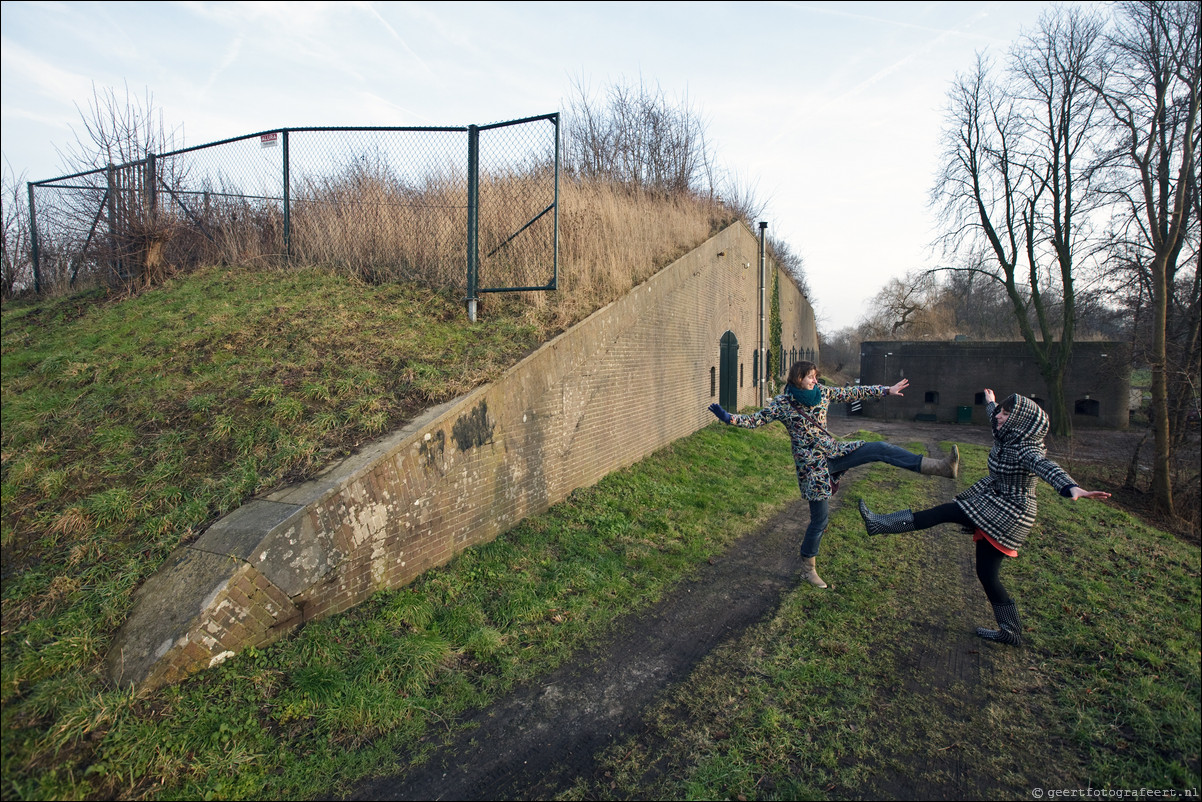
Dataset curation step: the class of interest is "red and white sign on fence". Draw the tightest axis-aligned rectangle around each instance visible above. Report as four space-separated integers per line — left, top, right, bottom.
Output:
260 132 278 148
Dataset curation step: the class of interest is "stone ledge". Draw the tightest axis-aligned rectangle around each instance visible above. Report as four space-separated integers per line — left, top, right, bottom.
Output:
105 549 301 690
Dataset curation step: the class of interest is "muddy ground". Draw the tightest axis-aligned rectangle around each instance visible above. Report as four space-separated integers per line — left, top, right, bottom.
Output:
344 417 1154 801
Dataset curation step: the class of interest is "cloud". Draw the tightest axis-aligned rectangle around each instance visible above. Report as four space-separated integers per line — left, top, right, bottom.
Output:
355 1 435 78
177 1 371 84
352 90 435 125
0 37 96 124
201 33 245 97
781 1 1002 44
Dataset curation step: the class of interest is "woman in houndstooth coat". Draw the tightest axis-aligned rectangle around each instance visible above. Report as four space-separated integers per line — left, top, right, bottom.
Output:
858 390 1111 646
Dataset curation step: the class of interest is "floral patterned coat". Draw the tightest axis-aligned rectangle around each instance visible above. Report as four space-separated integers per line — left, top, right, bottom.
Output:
730 384 890 501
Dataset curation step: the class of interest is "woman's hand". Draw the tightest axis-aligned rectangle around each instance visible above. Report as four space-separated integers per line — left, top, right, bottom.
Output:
983 388 996 404
888 378 909 396
708 403 732 424
1069 487 1112 501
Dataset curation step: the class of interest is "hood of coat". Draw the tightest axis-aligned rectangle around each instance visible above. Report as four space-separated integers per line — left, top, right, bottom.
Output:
997 394 1049 445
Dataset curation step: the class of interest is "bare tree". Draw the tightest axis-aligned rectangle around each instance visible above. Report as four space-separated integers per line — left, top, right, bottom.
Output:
818 325 863 377
564 75 615 185
940 255 1024 338
767 236 810 297
563 73 774 254
866 259 1114 343
715 168 767 228
862 271 952 338
56 83 183 173
1091 0 1200 519
563 75 716 197
933 6 1111 435
49 83 187 293
2 161 32 298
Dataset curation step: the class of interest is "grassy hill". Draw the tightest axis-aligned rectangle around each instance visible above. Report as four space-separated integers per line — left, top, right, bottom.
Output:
2 191 1198 798
2 186 736 797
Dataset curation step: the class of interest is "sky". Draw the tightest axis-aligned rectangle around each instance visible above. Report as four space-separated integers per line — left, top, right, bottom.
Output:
0 0 1104 332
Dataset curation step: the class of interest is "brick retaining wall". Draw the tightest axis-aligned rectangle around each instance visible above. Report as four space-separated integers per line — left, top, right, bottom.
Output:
105 222 818 691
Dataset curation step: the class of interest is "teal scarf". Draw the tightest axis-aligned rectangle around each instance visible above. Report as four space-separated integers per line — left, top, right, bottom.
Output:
786 384 822 406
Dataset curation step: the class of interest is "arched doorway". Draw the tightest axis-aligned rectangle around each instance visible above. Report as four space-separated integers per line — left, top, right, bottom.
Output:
719 331 739 412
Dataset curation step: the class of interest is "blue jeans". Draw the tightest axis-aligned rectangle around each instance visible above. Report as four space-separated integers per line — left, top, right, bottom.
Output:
800 441 923 558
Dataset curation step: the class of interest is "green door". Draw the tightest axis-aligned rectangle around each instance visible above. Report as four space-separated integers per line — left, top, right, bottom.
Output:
719 331 739 412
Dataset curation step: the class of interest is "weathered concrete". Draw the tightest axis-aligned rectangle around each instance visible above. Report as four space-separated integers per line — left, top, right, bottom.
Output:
105 222 819 692
105 548 301 690
858 340 1131 429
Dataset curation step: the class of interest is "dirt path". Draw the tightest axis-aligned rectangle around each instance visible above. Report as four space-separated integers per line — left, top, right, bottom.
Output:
836 490 1060 801
349 494 808 800
344 418 1129 801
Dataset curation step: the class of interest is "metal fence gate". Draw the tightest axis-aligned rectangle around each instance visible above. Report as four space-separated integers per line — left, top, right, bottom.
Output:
26 114 559 318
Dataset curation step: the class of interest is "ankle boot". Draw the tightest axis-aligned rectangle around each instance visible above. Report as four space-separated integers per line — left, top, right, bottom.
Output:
976 601 1022 646
800 556 827 588
920 445 960 478
858 499 916 535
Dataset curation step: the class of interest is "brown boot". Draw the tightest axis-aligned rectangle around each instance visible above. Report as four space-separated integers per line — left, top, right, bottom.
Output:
920 444 959 479
800 557 828 588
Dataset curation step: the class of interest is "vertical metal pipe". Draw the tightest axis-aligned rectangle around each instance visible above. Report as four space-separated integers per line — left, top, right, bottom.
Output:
27 182 41 294
282 130 291 262
551 113 559 291
466 124 480 322
758 221 767 406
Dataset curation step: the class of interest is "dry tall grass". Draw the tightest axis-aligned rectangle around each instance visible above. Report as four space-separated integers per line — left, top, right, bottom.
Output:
546 179 732 327
20 165 736 335
289 167 468 287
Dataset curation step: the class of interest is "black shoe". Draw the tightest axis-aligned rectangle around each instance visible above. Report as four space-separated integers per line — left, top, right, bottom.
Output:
858 499 916 535
976 601 1022 646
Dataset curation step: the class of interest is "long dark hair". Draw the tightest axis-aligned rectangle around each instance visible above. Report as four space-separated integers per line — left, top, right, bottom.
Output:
787 361 818 388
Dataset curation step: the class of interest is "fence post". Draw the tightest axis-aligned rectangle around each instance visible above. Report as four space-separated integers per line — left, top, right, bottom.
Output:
466 124 479 322
282 130 291 262
27 182 41 295
145 153 157 220
106 163 120 281
552 112 560 291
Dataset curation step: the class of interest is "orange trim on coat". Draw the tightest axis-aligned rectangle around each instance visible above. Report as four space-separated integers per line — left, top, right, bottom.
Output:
973 529 1018 558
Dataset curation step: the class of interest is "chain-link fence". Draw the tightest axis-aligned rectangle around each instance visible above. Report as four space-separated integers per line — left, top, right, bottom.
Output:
25 114 558 311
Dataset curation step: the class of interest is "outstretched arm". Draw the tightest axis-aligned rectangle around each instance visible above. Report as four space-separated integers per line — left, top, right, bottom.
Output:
825 383 892 403
983 388 999 427
1025 449 1109 501
1038 461 1112 501
709 401 780 429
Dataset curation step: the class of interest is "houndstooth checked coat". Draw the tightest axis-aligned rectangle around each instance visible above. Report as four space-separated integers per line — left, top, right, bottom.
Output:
955 394 1078 552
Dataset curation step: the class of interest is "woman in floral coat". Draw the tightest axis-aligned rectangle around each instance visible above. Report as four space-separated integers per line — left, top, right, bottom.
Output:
708 360 958 589
858 390 1111 646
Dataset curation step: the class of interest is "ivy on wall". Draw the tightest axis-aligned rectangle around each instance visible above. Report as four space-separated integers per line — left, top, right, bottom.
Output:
769 268 782 392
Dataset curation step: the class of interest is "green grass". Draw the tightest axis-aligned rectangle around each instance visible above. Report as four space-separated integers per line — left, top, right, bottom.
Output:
1 268 553 797
3 419 800 799
4 272 1199 800
2 269 803 798
566 442 1201 800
